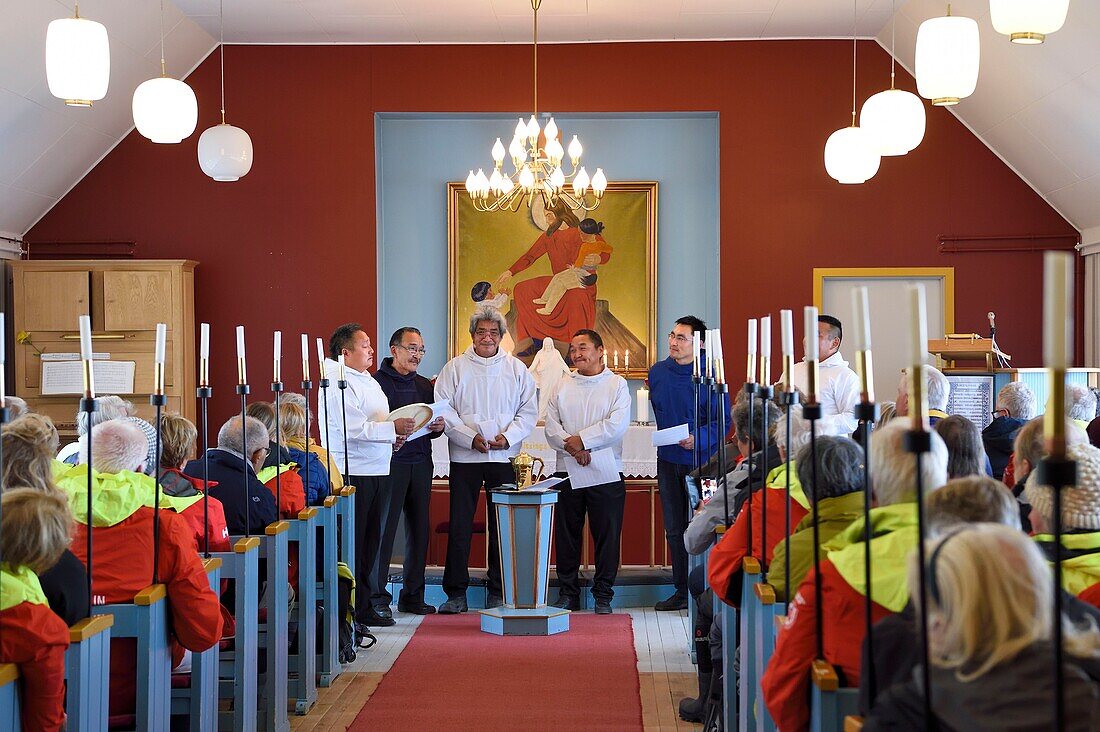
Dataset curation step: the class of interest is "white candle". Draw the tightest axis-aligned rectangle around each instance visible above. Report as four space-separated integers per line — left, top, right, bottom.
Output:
236 325 247 384
200 323 210 361
747 319 758 356
852 287 872 351
602 351 607 367
780 309 794 356
705 330 714 378
79 315 93 360
713 329 726 383
154 323 167 364
338 353 346 380
760 315 771 383
625 350 630 370
614 350 619 369
637 387 650 422
692 330 701 376
301 333 310 380
804 307 819 361
236 326 246 359
316 337 326 377
1044 251 1073 370
273 330 282 382
908 284 928 367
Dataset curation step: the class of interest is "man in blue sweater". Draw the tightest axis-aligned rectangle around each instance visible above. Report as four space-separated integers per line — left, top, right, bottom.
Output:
648 316 731 610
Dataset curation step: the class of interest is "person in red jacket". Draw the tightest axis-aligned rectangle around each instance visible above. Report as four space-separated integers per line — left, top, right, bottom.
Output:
761 419 949 732
0 488 73 732
61 419 223 719
158 413 231 553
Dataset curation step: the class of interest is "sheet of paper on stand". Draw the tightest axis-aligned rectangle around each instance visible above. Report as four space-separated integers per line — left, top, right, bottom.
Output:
41 360 136 395
651 423 690 447
565 447 620 489
524 476 565 492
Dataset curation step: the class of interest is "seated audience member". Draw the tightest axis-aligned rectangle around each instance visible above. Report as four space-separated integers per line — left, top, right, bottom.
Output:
875 401 897 431
761 419 949 732
982 381 1035 479
1011 417 1087 532
281 392 345 493
0 489 74 732
57 394 131 464
769 437 865 602
184 415 279 535
1068 383 1098 432
158 413 231 553
279 402 331 505
895 365 950 424
864 524 1100 731
64 420 223 718
935 415 992 478
1026 441 1100 609
246 401 292 466
2 416 89 625
244 401 306 517
5 395 29 419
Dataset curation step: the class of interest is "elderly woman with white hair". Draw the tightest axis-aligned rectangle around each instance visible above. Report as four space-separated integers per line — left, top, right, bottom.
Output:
1067 383 1099 431
57 394 158 474
895 365 951 424
982 381 1036 480
864 524 1100 730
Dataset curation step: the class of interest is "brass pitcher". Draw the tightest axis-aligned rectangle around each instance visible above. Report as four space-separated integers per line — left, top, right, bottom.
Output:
510 451 545 489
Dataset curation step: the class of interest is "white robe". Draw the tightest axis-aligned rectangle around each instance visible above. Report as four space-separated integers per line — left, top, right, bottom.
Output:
789 350 861 436
544 367 631 473
319 358 397 476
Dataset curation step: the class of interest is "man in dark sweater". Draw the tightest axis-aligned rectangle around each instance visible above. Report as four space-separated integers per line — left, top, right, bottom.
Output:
647 316 731 610
373 327 446 616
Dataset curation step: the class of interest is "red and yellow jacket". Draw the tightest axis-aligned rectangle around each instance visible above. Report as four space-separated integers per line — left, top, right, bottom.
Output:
707 462 810 606
1034 531 1100 609
59 465 224 718
0 565 69 731
257 464 306 519
159 468 232 553
761 503 917 732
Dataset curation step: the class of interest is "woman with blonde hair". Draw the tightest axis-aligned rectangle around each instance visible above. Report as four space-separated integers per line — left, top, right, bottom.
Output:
278 401 331 505
864 523 1100 730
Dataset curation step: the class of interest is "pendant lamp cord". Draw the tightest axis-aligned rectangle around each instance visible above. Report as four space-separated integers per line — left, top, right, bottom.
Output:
220 0 226 124
532 0 540 119
159 0 166 76
890 0 897 89
850 0 857 126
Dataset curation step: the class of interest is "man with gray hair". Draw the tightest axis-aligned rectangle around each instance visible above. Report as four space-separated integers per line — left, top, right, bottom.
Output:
433 306 537 613
982 381 1035 480
895 365 951 425
1067 383 1097 429
184 415 277 535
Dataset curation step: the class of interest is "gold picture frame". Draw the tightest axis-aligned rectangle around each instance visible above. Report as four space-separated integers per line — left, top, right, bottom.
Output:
447 181 658 378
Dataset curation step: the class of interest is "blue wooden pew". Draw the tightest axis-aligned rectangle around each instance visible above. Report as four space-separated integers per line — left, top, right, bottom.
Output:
315 495 342 688
214 536 260 732
336 486 356 577
738 557 762 732
720 596 738 731
810 660 860 732
751 582 784 732
64 614 113 732
171 558 222 731
0 664 21 730
288 507 319 715
93 584 172 730
254 521 290 732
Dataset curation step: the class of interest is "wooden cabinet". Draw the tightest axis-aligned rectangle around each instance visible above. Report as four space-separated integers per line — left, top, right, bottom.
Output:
11 260 197 436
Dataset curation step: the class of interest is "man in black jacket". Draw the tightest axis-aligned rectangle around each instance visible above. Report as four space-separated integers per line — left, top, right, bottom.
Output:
185 415 278 536
981 381 1034 480
372 327 446 616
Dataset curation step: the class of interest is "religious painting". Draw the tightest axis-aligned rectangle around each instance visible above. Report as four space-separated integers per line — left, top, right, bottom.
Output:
447 181 657 377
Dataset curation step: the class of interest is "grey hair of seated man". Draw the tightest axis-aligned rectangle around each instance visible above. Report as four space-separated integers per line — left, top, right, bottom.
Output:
1066 384 1097 422
5 396 28 419
794 436 864 503
468 306 508 338
75 394 132 435
280 392 316 425
870 419 949 506
898 365 951 411
217 415 269 465
926 476 1021 537
995 382 1036 420
88 419 148 474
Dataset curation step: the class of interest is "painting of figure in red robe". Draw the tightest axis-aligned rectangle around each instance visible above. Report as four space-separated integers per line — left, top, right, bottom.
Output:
448 181 657 376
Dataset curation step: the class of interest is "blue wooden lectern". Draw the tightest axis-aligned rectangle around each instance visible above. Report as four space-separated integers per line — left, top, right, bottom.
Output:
480 488 569 636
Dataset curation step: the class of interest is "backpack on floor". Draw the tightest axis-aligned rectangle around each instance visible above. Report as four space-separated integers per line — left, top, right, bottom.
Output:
336 562 375 663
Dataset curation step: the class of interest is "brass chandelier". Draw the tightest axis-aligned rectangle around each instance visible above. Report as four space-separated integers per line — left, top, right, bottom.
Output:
464 0 607 213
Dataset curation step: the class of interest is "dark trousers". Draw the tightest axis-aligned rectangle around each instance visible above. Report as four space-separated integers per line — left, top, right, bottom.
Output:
350 474 387 623
554 475 626 601
373 460 433 606
442 461 513 599
657 459 692 597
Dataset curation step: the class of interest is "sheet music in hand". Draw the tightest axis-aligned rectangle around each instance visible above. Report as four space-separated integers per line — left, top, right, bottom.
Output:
565 447 619 489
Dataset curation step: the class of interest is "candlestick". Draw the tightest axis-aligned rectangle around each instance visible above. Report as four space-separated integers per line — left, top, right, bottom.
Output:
713 329 726 385
692 330 701 378
79 315 95 398
338 353 346 380
852 287 872 351
236 325 247 385
153 323 167 395
908 284 929 431
747 319 758 384
199 323 210 387
301 333 310 381
636 387 650 423
273 330 282 383
760 315 772 385
1044 251 1072 371
804 306 819 361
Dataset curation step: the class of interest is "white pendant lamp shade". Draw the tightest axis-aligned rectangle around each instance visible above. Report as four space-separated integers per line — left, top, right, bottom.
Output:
132 77 198 144
915 14 980 106
198 124 253 181
45 17 110 106
991 0 1070 44
824 126 881 184
860 89 927 156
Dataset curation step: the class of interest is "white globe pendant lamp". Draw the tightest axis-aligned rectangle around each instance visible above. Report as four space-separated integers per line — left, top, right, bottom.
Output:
859 2 926 156
197 0 253 181
45 2 110 107
133 0 197 144
915 6 980 106
825 0 881 184
990 0 1070 44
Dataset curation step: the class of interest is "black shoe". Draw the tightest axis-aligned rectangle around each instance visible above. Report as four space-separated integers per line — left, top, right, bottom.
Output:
373 604 393 620
594 598 613 614
655 593 688 611
678 670 712 722
397 601 437 615
438 597 468 614
485 594 504 609
360 608 395 627
551 594 580 611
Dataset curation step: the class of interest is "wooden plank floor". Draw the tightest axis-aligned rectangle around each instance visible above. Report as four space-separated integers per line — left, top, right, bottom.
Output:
291 608 701 731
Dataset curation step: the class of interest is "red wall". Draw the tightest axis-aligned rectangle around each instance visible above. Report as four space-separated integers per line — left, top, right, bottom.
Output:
27 40 1078 423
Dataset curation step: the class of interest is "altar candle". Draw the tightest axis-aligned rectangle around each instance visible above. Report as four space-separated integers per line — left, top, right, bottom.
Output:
602 351 607 367
908 285 927 368
614 350 619 369
625 350 630 370
852 287 872 351
273 330 282 382
692 330 701 377
236 325 247 384
1044 251 1072 370
637 387 650 422
301 334 310 381
760 315 771 384
804 306 819 361
781 309 793 356
79 315 93 361
338 353 346 380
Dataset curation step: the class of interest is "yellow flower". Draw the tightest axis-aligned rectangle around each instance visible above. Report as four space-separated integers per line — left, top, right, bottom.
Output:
15 331 30 344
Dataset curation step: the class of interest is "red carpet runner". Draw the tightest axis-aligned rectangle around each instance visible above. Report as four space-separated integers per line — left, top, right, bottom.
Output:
350 613 645 731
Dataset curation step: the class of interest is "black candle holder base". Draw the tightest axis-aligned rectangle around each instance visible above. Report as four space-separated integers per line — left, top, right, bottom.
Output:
80 397 98 414
778 391 799 407
149 394 167 407
301 380 313 391
904 429 932 454
855 402 878 423
803 403 822 421
196 386 213 399
236 384 250 396
272 381 285 393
